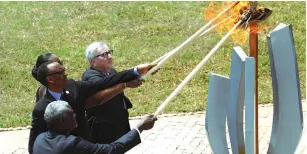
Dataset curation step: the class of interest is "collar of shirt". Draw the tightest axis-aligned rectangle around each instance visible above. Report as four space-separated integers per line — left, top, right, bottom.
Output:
48 89 63 100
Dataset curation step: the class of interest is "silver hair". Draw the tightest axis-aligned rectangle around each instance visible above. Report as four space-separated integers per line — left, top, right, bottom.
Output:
85 41 110 64
44 100 72 125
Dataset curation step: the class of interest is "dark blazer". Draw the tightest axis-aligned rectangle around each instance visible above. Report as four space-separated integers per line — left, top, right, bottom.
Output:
29 69 139 154
82 67 135 144
33 129 141 154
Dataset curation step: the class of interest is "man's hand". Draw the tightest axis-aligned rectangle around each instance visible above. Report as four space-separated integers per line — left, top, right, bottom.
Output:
126 78 144 88
136 63 159 76
136 115 157 133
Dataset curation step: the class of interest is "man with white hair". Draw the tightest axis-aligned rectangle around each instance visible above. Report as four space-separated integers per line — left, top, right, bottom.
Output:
33 100 157 154
82 41 158 144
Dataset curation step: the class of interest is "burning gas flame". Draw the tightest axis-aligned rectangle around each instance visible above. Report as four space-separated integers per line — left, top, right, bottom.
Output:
204 1 267 45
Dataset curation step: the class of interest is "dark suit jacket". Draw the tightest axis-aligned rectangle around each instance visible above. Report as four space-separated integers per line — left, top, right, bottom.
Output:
29 69 139 154
33 129 141 154
82 68 135 144
35 85 47 102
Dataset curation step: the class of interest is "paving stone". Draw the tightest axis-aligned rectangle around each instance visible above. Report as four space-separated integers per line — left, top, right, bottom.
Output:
173 149 185 154
192 149 210 154
258 107 273 118
185 119 198 127
196 144 211 152
259 116 273 126
177 145 196 152
190 137 203 147
146 133 158 140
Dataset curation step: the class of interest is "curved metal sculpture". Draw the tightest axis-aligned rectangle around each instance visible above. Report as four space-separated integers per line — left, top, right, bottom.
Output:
267 23 303 154
206 47 256 154
205 73 230 154
244 57 255 154
204 21 304 154
227 46 247 154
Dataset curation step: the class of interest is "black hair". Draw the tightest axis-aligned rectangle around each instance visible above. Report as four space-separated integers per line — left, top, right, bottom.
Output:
32 53 55 81
37 61 54 86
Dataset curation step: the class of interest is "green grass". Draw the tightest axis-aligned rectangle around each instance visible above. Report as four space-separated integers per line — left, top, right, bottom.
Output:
0 2 305 128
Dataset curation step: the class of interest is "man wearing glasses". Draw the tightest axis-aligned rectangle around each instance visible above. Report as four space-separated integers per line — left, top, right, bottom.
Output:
28 58 156 153
82 41 153 144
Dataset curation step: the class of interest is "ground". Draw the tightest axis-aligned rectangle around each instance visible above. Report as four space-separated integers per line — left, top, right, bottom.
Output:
1 103 306 154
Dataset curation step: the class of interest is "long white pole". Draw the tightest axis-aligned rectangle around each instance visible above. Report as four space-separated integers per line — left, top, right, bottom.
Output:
142 2 239 79
153 20 243 117
152 16 232 64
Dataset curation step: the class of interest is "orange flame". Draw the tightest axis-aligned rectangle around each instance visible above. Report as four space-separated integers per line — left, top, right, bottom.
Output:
204 1 268 45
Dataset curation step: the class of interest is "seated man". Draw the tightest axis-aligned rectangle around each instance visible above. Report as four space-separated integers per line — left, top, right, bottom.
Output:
33 100 157 154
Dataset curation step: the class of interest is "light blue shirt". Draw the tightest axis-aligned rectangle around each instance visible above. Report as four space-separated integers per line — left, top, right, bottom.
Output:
48 89 62 100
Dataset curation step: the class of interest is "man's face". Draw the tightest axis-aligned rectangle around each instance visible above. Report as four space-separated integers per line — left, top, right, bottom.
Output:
62 106 78 131
91 45 113 72
66 107 78 129
47 62 67 89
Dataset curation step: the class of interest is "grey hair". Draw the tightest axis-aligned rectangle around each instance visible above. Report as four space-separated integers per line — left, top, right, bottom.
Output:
85 41 110 64
44 100 72 125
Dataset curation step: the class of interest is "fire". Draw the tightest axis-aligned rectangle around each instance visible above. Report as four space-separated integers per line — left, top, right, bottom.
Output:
204 1 267 45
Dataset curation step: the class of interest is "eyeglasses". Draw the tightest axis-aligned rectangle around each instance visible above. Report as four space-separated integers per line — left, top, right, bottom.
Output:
94 50 113 58
48 68 66 76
